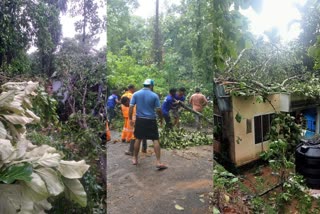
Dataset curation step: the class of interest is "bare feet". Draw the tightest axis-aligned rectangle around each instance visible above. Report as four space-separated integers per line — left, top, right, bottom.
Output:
132 158 138 165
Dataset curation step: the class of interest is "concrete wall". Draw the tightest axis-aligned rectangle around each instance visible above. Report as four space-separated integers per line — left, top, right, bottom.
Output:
231 94 281 166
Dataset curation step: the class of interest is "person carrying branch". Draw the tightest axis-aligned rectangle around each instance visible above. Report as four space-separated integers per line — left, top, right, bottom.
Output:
106 89 120 128
172 87 186 128
129 79 167 170
161 88 177 129
189 88 208 130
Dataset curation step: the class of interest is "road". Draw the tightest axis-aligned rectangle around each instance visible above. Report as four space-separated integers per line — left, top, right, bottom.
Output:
106 130 213 214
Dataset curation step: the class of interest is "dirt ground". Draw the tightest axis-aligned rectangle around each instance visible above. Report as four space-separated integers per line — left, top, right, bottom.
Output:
106 130 213 214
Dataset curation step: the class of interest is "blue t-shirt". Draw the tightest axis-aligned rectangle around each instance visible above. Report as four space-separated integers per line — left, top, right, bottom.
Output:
161 95 175 116
107 94 118 108
175 94 185 102
130 88 160 119
172 94 185 109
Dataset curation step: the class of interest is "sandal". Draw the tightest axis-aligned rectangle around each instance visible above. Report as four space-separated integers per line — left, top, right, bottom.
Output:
156 164 168 170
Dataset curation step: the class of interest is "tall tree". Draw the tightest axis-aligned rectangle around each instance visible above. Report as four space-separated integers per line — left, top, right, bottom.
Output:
107 0 139 53
153 0 162 68
69 0 104 46
297 0 320 70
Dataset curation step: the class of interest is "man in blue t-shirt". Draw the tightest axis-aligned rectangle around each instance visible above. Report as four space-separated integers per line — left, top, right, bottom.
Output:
129 79 167 170
106 90 120 126
172 87 186 127
161 88 177 129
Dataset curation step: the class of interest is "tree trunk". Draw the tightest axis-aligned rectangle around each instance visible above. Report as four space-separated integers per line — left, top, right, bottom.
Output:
153 0 162 68
179 102 213 125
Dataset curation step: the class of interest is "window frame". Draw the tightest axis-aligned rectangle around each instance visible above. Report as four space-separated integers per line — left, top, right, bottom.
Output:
254 113 274 144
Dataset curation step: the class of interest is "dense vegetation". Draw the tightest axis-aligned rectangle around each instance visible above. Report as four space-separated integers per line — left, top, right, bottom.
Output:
0 0 107 213
213 0 320 212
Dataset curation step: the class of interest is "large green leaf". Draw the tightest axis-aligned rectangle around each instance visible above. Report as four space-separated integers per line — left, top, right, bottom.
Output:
35 168 64 196
57 160 90 179
62 177 87 207
21 172 50 201
0 163 33 184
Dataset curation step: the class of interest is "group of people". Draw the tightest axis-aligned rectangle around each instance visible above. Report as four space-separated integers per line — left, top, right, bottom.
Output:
161 87 208 130
105 78 208 170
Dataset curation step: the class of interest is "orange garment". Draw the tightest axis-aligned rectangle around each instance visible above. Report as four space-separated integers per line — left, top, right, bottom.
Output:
121 91 133 99
121 91 134 142
189 93 208 112
106 122 111 141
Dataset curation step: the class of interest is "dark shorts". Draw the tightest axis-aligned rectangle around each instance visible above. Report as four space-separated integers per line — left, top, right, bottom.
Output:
134 117 159 140
163 114 172 129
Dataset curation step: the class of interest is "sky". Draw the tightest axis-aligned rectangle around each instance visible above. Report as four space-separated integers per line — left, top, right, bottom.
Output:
240 0 307 42
133 0 181 18
133 0 307 42
60 4 106 49
28 3 106 53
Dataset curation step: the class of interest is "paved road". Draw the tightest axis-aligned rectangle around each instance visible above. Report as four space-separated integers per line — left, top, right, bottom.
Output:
106 130 213 214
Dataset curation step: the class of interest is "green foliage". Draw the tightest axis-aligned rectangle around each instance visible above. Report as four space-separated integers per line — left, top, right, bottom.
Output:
69 0 103 44
159 127 212 150
213 164 239 191
107 52 168 95
32 87 59 127
309 35 320 70
0 81 90 213
235 112 242 123
54 38 107 125
0 163 33 184
29 114 106 213
0 0 67 75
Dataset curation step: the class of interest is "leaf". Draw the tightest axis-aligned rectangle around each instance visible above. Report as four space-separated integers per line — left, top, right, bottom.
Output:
174 204 184 211
35 168 64 196
33 200 52 213
0 163 33 184
24 81 39 95
0 139 14 162
21 172 50 201
235 112 242 123
213 207 221 214
37 153 61 168
15 139 29 160
0 121 7 139
57 160 90 179
62 177 87 207
25 109 40 123
2 114 34 125
224 194 230 203
199 198 205 203
25 145 56 159
0 91 15 107
0 184 23 214
230 177 239 183
256 95 263 103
